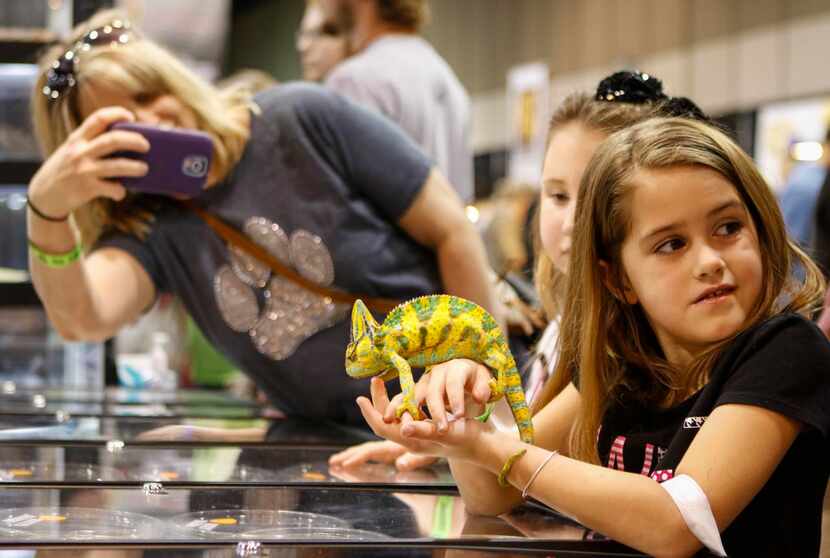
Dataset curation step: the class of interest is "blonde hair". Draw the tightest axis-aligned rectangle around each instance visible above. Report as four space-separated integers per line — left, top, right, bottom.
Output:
31 9 253 248
551 117 824 464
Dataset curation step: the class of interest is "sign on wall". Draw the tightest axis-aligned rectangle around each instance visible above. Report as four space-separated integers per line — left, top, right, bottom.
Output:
506 62 550 186
755 97 830 192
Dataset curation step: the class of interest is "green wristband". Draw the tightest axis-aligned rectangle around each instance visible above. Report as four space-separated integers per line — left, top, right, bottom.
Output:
28 240 81 268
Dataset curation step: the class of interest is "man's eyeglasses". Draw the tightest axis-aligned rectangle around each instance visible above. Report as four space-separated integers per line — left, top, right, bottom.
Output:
43 19 133 100
295 23 341 45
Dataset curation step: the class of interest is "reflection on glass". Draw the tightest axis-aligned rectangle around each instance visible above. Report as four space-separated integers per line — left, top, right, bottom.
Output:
0 64 39 161
0 462 124 482
171 509 350 539
0 507 163 540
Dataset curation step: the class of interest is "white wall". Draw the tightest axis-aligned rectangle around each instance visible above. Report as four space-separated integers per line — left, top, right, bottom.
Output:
421 1 830 153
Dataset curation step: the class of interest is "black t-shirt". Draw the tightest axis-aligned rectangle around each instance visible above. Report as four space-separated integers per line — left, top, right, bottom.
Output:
597 313 830 557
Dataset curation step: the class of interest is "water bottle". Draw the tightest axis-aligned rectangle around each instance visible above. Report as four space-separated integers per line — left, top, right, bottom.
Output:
150 332 178 391
63 341 104 392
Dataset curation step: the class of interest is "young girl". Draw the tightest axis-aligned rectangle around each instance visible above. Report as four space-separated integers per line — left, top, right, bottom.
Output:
330 70 678 471
359 117 830 557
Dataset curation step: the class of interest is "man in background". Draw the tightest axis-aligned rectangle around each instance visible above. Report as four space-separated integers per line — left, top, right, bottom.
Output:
319 0 474 202
297 0 349 82
779 132 830 250
810 129 830 275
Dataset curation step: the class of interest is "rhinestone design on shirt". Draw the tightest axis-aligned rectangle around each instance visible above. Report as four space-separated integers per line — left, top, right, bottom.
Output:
213 217 348 361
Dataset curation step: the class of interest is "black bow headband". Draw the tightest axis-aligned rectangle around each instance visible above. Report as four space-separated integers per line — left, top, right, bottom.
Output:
595 70 709 121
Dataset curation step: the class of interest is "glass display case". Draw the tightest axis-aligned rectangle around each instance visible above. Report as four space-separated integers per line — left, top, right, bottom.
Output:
0 64 39 162
0 444 456 487
0 305 66 390
0 414 381 446
0 386 260 407
0 304 107 394
0 386 646 556
0 459 642 556
0 398 265 419
0 186 27 270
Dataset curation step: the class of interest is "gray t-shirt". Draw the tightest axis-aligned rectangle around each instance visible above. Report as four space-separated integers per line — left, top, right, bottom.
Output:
97 83 441 424
325 34 474 203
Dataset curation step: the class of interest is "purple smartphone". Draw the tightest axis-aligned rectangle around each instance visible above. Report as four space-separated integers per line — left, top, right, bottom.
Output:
109 121 213 197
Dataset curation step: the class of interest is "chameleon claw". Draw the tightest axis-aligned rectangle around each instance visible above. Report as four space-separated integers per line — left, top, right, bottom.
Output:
397 403 423 421
475 403 495 423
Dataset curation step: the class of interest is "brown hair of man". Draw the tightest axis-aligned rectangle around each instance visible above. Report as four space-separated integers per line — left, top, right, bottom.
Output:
376 0 430 32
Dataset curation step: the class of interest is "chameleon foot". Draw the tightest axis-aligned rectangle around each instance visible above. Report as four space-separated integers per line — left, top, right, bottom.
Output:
475 403 496 423
396 401 424 421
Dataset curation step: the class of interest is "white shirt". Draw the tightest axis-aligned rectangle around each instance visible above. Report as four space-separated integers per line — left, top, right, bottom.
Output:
326 34 474 202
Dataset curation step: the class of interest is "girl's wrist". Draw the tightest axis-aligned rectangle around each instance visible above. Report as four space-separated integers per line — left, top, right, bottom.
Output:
27 197 69 222
27 176 74 222
26 217 78 254
471 428 516 474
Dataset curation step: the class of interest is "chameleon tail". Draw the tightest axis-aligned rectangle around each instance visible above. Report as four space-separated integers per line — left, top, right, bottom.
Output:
475 403 495 423
501 363 534 444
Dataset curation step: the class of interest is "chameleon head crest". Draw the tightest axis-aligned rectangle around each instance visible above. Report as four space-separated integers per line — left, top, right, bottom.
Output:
345 299 385 378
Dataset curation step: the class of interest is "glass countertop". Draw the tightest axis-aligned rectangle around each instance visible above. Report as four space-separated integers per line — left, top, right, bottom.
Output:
0 385 259 407
0 415 374 447
0 444 454 488
0 485 641 556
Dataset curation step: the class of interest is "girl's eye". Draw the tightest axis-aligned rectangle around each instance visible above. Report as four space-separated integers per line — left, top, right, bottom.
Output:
547 192 570 205
133 92 158 105
715 220 743 236
655 237 685 254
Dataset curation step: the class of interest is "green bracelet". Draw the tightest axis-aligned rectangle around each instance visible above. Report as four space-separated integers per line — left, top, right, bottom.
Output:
28 240 82 268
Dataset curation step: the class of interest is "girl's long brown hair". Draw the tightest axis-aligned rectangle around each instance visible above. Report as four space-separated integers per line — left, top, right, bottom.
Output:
546 117 824 464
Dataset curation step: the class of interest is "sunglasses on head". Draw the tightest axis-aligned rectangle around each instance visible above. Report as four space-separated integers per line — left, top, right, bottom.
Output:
43 19 133 100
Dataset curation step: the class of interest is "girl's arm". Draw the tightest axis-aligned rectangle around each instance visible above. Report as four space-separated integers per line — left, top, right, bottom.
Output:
396 169 500 322
357 372 582 515
450 382 582 516
459 403 800 558
28 107 156 341
30 242 156 341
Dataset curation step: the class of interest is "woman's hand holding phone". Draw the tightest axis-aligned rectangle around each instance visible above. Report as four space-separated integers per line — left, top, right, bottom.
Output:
28 107 150 218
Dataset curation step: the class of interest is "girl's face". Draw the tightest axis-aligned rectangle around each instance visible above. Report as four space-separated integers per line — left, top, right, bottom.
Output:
78 81 198 130
617 165 763 366
539 122 607 274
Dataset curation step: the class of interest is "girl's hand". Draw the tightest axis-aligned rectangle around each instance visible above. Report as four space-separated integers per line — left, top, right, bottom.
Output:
328 440 438 471
384 358 493 433
357 377 490 462
28 107 150 218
